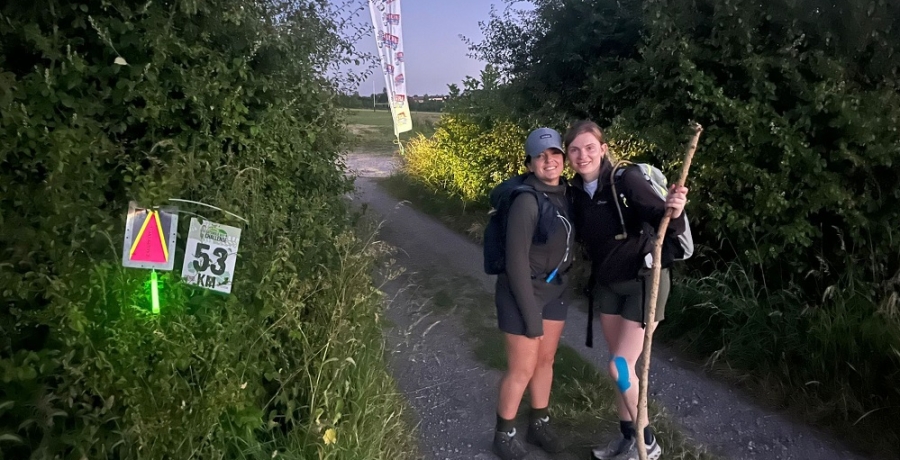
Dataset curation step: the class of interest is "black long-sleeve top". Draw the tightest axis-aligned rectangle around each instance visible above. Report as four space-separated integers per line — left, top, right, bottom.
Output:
570 158 685 284
496 174 572 337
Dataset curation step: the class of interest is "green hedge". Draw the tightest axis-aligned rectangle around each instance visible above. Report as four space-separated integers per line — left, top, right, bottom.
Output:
1 1 414 458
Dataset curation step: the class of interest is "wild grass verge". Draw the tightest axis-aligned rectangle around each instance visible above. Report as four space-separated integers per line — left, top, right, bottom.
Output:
378 173 489 244
660 260 900 459
1 227 418 460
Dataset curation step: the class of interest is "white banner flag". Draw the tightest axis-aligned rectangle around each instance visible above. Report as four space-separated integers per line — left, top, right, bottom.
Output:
369 0 413 136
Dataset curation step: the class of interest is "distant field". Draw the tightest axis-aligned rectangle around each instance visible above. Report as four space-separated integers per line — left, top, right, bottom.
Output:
345 108 440 154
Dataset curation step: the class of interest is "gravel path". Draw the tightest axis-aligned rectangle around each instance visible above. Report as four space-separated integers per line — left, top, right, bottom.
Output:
346 153 869 460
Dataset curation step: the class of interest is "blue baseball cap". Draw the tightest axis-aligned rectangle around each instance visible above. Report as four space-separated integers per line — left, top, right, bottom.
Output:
525 127 565 158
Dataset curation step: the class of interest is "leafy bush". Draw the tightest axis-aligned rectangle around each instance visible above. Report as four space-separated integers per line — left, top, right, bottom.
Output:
403 114 526 203
0 0 415 458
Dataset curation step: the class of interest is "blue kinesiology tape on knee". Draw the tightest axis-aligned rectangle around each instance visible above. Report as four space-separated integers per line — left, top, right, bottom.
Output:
613 356 631 392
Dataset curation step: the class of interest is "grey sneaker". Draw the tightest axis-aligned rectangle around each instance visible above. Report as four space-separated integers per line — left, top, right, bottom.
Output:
492 428 528 460
591 437 634 459
645 437 662 460
612 437 662 460
526 416 565 453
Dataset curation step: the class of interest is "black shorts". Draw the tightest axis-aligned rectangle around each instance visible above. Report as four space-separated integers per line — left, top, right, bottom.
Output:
495 279 568 336
596 269 670 324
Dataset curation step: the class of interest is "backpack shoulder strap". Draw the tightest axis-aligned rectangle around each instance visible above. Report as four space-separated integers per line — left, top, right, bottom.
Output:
612 160 633 181
495 184 539 218
609 161 633 240
505 184 558 245
489 174 530 208
507 184 539 206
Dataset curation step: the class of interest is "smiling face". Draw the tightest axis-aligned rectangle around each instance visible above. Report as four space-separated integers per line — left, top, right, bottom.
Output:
566 131 608 182
527 148 565 186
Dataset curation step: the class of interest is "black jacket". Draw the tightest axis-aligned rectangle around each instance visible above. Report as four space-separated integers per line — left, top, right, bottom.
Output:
570 158 685 284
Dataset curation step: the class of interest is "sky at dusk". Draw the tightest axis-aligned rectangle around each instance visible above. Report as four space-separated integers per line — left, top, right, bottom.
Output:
343 1 517 96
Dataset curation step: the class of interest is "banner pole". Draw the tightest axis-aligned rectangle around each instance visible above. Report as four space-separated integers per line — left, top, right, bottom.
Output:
368 0 413 138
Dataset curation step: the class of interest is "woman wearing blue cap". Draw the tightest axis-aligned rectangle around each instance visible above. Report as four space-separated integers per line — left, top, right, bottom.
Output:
491 127 574 460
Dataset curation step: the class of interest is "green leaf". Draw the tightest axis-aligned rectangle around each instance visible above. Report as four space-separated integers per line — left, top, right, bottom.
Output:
0 433 23 444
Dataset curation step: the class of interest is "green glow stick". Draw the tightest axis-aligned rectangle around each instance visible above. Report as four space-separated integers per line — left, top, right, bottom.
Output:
150 270 160 314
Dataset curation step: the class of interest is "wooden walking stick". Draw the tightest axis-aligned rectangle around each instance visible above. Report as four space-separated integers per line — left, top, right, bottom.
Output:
635 122 703 460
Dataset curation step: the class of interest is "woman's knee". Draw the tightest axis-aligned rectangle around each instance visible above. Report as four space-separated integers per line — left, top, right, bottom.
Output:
536 350 556 370
505 365 536 386
607 355 634 392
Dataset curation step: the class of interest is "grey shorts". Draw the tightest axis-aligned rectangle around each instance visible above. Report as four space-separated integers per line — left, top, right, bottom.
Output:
495 278 568 336
597 269 670 324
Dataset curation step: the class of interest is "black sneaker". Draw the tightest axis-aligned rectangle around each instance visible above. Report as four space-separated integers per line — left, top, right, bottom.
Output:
526 416 565 453
492 428 529 460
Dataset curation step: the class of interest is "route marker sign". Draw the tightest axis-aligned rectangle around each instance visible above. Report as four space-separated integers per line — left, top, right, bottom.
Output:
122 202 178 271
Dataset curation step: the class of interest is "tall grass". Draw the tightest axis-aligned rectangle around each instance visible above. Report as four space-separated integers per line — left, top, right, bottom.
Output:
661 253 900 457
239 231 418 460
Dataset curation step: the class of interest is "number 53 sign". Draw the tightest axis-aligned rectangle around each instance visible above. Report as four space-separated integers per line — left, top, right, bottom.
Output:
181 218 241 294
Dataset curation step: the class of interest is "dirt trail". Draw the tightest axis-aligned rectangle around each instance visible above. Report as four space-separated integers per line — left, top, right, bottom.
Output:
346 153 867 460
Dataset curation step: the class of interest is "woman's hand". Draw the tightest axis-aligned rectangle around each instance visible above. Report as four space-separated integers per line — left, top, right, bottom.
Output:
666 185 689 219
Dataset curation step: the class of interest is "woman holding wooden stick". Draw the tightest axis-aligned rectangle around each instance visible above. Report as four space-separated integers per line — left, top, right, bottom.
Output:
565 120 690 460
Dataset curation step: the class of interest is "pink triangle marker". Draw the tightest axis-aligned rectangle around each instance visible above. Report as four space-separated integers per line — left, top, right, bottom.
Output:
130 213 168 263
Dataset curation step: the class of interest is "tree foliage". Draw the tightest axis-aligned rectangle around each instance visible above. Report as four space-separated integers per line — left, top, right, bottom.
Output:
470 0 900 298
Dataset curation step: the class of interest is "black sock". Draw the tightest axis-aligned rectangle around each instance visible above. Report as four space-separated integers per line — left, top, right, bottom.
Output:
643 426 655 445
530 406 549 421
496 414 516 433
619 420 636 440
